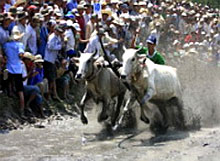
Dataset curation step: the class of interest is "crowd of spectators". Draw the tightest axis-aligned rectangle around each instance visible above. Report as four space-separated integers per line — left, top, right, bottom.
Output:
0 0 219 119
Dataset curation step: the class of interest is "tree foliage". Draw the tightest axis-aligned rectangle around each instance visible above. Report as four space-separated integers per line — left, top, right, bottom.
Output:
191 0 220 8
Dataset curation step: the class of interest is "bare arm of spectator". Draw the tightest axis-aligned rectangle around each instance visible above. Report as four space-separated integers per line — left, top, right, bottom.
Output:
85 24 91 40
103 33 119 47
79 38 89 43
130 29 140 48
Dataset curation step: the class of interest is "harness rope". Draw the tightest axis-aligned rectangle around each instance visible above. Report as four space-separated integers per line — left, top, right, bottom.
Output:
86 63 101 82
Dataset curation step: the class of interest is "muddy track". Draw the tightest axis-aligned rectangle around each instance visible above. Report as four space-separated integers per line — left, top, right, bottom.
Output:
0 106 220 161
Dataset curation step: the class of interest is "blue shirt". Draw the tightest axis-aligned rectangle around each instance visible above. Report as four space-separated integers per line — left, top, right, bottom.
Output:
28 68 44 85
66 0 78 12
3 41 24 74
8 21 16 35
38 26 49 58
0 26 10 46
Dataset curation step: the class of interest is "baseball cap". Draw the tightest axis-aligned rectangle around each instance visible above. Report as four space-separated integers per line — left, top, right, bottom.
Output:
147 35 157 44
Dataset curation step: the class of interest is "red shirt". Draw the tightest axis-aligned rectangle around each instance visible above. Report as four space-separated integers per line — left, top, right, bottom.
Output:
184 34 199 43
0 5 4 13
76 16 85 40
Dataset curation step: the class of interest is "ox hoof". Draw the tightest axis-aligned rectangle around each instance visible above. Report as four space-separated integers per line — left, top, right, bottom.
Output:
98 113 108 123
81 116 88 124
150 121 168 135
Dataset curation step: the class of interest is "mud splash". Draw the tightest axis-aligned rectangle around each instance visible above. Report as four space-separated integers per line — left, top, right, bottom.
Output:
168 55 220 129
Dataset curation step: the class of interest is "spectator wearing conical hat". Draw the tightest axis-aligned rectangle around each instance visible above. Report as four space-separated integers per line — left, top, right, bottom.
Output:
21 51 45 118
108 0 119 19
64 20 78 58
12 11 28 45
130 2 140 16
28 54 48 103
101 0 107 10
178 12 188 35
102 8 112 21
3 27 25 117
14 0 26 7
43 25 64 102
172 40 182 58
7 6 17 34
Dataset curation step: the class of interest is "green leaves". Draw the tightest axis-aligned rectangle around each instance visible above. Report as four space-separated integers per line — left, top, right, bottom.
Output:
191 0 220 8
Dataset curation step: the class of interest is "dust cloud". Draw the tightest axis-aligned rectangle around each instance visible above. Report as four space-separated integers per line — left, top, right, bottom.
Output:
169 54 220 128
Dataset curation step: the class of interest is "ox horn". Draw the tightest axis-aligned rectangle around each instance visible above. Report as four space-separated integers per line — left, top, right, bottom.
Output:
71 57 79 63
71 57 79 67
123 45 127 51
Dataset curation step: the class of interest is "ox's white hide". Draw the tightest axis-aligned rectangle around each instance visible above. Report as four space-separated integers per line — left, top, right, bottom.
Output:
141 58 182 101
121 49 182 102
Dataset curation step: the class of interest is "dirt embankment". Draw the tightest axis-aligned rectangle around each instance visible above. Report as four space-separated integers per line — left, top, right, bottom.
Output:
0 82 85 131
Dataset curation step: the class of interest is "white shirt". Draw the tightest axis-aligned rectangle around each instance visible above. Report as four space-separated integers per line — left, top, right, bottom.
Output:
203 22 211 36
84 35 101 58
83 13 91 25
214 33 220 46
44 33 62 64
178 18 187 35
64 29 75 51
84 33 118 60
24 24 38 55
12 22 26 45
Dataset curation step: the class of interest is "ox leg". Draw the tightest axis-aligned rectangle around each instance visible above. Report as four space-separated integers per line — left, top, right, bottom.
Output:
141 103 168 135
152 101 169 127
171 98 185 130
98 99 109 123
112 93 136 130
140 106 150 124
111 92 125 127
79 91 91 124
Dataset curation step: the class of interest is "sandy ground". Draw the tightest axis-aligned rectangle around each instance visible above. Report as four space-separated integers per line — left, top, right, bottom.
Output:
0 106 220 161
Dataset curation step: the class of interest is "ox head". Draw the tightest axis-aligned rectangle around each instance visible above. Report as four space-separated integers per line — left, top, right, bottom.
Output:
75 50 97 80
121 46 144 80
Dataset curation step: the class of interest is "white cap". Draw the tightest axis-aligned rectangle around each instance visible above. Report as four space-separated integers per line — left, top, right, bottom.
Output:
173 40 180 45
183 43 189 48
181 12 187 17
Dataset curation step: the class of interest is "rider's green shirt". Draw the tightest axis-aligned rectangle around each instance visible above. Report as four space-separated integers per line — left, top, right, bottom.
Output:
135 45 165 65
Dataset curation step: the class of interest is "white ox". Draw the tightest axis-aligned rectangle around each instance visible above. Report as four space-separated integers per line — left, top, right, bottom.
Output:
75 51 126 126
119 48 185 134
